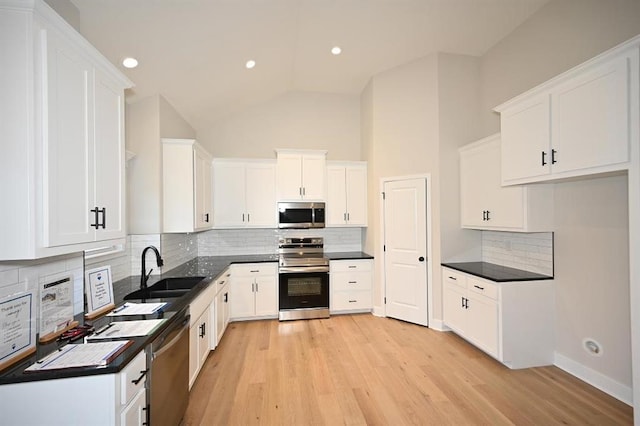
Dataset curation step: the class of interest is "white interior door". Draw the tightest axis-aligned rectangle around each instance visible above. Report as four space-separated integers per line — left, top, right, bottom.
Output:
383 178 428 326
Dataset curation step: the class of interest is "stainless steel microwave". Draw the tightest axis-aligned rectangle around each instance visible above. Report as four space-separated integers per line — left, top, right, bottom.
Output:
278 202 325 229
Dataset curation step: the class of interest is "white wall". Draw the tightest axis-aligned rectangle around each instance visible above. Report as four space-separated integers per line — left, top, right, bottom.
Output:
554 176 631 390
480 0 640 135
478 0 640 402
362 53 483 320
197 91 361 160
126 94 196 234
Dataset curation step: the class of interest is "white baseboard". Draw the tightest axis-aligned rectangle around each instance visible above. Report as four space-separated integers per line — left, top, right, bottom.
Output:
372 305 385 317
554 352 633 406
428 318 447 331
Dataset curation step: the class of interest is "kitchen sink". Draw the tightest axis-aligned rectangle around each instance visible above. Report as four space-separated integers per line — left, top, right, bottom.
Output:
123 276 205 300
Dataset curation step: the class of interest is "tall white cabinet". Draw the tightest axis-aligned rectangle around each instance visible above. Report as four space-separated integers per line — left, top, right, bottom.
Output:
212 159 277 228
0 0 133 259
326 162 367 226
162 139 213 233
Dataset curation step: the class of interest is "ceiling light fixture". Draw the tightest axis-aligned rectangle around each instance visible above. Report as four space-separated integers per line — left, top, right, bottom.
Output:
122 57 138 69
246 60 256 69
331 46 342 55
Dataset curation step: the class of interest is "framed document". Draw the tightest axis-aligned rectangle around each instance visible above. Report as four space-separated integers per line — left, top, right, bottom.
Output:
85 266 115 320
0 290 36 371
39 274 77 343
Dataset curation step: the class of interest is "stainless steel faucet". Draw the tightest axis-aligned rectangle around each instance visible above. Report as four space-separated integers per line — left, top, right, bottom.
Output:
141 245 164 289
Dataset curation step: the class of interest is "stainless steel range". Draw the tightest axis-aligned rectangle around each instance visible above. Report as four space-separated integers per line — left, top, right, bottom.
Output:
278 237 330 321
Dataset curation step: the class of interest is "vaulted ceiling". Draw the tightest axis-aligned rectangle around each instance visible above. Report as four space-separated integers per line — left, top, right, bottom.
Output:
70 0 550 130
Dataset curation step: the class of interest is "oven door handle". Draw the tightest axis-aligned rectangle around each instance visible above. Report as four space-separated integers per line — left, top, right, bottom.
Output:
279 266 330 274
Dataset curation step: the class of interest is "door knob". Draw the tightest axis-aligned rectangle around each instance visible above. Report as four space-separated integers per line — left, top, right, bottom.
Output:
418 256 425 262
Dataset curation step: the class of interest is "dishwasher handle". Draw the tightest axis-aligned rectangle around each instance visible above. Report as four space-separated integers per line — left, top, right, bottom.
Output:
152 314 190 360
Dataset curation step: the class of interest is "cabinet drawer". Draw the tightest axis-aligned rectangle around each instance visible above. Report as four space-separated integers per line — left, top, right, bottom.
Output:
120 351 147 406
214 269 231 295
232 263 277 276
332 290 371 311
121 386 146 426
443 269 467 289
467 277 498 300
331 272 371 292
331 259 372 273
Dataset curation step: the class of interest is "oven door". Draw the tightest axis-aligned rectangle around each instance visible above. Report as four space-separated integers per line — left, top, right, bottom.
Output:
278 269 329 311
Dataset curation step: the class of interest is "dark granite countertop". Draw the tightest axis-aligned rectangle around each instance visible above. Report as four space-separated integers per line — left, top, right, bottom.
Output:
441 261 553 282
0 254 278 385
325 252 374 260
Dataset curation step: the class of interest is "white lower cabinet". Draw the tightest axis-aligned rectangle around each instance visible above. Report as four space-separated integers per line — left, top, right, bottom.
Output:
330 259 373 313
119 351 148 425
213 271 231 349
230 263 278 320
0 350 148 425
188 283 216 389
442 266 554 369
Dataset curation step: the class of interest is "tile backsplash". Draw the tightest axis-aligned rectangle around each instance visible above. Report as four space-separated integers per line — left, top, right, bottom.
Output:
482 231 554 276
197 227 363 255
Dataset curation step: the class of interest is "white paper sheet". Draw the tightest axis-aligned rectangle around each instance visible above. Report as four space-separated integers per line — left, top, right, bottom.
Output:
106 302 168 316
25 341 131 371
87 319 166 340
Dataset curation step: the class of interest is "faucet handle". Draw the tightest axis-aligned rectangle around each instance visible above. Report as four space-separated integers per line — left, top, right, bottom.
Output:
146 268 154 280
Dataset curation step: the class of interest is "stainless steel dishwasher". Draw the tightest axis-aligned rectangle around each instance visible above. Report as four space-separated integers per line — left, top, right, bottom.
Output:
148 307 190 426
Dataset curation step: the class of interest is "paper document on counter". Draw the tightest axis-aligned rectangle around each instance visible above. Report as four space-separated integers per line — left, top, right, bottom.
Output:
107 302 167 316
87 319 166 340
25 341 132 371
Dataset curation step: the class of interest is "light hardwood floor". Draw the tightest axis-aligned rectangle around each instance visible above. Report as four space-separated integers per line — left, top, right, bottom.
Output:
184 314 632 425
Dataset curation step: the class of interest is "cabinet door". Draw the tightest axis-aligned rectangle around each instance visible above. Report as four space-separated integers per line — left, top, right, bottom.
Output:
230 277 255 318
45 29 95 247
189 319 200 387
551 54 630 174
121 389 146 426
254 274 278 316
326 166 347 225
500 94 551 184
276 153 303 200
94 70 125 240
194 146 213 230
213 161 246 227
443 283 466 334
245 162 277 227
345 166 367 226
301 154 326 200
198 308 210 368
460 142 493 228
466 292 499 357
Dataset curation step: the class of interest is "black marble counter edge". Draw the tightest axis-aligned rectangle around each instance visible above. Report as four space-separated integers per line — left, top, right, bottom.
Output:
441 261 553 282
325 252 374 260
0 252 373 385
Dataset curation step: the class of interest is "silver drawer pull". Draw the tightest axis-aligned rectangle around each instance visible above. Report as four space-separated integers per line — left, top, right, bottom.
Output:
250 270 259 273
348 265 357 268
449 276 457 280
474 285 485 290
348 281 357 284
348 300 357 303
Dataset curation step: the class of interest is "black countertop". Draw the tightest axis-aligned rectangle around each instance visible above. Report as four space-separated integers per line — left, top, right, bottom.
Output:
0 255 278 385
0 252 372 385
325 252 373 260
441 262 553 282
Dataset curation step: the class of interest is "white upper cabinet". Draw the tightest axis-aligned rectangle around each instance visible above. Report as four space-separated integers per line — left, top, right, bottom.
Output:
495 36 639 185
163 139 213 233
276 150 327 200
0 1 132 259
326 162 368 227
212 159 277 228
459 134 553 232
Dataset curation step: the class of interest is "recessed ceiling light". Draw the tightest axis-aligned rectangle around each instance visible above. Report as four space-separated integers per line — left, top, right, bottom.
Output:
122 57 138 69
246 60 256 69
331 46 342 55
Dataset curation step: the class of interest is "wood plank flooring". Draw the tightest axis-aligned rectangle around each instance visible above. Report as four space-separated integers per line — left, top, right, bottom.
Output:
183 314 632 425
